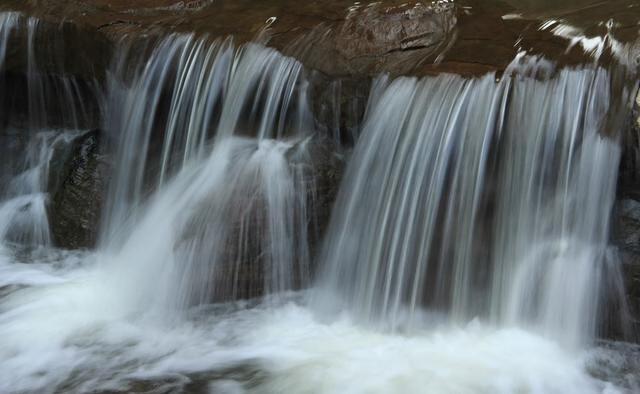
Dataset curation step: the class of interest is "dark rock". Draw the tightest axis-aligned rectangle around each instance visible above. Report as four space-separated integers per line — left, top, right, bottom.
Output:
612 198 640 342
0 15 105 131
616 87 640 342
0 10 112 84
306 72 371 145
48 129 110 249
0 71 101 131
297 135 346 258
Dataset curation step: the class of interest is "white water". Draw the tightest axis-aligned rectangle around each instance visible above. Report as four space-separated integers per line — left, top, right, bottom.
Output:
0 263 633 393
0 11 636 394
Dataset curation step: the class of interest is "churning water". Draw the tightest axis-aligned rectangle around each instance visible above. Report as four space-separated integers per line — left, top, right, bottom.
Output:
0 11 638 394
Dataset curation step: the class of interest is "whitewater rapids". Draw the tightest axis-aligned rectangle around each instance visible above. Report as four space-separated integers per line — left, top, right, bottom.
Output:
0 249 636 394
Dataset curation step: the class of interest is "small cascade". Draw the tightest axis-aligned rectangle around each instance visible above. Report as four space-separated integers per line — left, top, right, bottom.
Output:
317 61 624 346
0 12 95 252
0 131 77 248
99 34 316 309
102 35 311 241
105 137 311 313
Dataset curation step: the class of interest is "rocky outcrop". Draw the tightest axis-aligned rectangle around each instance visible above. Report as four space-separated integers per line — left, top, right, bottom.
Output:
48 130 109 249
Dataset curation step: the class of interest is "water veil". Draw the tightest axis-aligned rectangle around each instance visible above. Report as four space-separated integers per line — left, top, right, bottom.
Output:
316 60 624 347
85 32 321 318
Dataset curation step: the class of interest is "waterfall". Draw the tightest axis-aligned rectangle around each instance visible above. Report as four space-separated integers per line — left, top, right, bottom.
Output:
0 10 637 394
98 34 316 310
317 61 623 346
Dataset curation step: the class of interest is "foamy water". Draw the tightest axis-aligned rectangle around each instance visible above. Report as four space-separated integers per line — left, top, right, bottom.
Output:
0 249 636 394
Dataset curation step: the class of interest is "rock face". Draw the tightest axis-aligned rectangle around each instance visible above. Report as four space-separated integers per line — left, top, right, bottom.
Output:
48 130 109 249
614 90 640 342
613 200 640 341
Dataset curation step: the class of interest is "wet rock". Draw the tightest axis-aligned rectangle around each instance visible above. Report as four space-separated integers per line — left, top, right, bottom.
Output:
3 0 636 80
297 135 346 256
587 340 640 391
616 87 640 342
613 198 640 342
48 129 109 249
282 2 457 76
306 72 371 145
0 71 101 131
620 89 640 198
0 11 112 85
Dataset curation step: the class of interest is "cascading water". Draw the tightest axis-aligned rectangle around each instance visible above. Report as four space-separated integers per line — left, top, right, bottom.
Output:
0 131 78 248
99 34 316 310
0 10 638 394
316 61 625 347
0 12 94 253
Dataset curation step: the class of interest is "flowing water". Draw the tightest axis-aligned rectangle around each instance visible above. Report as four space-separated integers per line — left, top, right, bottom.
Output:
316 62 624 348
0 11 638 394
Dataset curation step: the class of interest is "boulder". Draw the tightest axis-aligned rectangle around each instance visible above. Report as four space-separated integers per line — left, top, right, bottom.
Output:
48 129 109 249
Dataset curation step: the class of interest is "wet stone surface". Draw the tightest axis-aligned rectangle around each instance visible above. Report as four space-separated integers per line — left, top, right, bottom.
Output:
1 0 639 78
